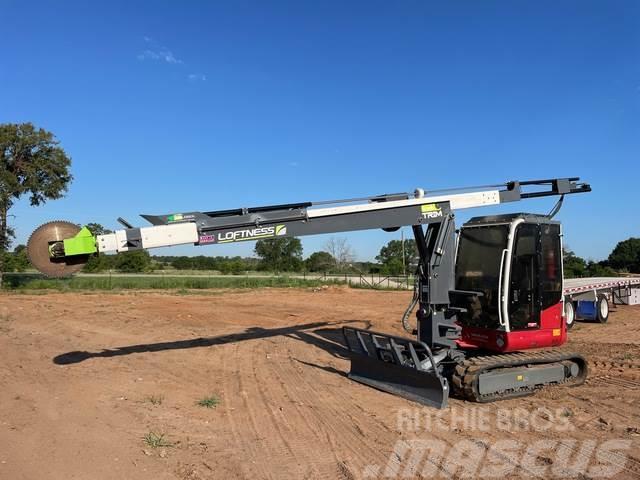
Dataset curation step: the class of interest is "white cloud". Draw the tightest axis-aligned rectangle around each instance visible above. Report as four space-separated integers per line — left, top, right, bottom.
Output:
137 48 183 64
137 37 182 64
188 73 207 81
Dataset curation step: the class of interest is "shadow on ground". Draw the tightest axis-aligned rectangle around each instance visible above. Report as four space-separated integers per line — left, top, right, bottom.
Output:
53 319 372 365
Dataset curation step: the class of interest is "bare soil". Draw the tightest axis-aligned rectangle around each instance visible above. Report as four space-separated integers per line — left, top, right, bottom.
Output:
0 287 639 479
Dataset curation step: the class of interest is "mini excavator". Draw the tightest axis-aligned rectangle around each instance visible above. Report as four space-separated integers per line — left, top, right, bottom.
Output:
28 177 591 408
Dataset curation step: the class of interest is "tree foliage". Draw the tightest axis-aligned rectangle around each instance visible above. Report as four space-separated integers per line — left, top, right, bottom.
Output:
85 223 113 236
607 237 640 273
167 255 255 273
305 251 336 272
83 254 114 273
1 244 29 272
562 248 587 278
376 239 418 275
254 237 303 272
114 250 152 273
563 247 616 278
0 123 72 255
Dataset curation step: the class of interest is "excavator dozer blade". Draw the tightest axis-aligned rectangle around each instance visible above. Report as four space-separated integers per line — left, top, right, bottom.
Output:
343 327 449 409
27 221 90 278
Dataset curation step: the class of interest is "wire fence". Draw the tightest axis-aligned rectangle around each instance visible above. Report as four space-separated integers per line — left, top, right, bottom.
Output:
299 272 414 289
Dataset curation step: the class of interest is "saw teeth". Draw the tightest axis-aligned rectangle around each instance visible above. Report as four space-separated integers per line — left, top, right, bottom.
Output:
26 220 89 278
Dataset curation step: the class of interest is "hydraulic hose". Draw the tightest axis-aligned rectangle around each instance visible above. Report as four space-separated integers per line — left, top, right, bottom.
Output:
402 268 420 333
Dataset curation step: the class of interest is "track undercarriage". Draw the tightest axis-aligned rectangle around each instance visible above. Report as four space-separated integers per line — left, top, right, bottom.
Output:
343 327 588 409
452 350 588 403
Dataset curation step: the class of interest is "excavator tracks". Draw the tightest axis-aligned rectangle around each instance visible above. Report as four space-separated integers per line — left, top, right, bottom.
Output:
451 350 588 403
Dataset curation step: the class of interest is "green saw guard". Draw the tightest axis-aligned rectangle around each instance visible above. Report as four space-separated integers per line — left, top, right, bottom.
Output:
60 227 98 257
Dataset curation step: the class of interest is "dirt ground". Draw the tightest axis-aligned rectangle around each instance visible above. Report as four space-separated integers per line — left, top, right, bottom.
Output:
0 287 639 479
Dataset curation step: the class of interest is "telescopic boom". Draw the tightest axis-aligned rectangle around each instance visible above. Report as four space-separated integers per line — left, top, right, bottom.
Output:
27 177 590 277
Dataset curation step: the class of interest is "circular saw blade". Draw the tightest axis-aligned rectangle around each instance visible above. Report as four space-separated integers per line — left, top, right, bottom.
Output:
27 221 89 278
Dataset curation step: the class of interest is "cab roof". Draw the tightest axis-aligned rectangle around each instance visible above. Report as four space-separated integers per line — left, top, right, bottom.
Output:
463 212 560 226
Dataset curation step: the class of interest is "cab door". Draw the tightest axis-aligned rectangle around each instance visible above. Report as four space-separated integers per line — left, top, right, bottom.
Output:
508 223 541 330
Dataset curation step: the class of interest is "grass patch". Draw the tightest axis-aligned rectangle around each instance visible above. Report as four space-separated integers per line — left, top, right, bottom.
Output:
145 394 164 406
196 394 220 409
143 431 173 448
1 274 348 291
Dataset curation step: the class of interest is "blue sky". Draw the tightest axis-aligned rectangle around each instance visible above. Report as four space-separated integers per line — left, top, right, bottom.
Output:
2 1 638 261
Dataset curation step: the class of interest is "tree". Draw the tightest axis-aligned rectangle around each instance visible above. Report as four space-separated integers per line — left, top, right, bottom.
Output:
172 256 194 270
585 260 617 277
563 248 587 278
254 237 303 272
83 254 114 273
0 123 73 283
1 244 30 272
608 237 640 273
85 223 113 236
324 237 354 270
305 251 336 272
376 239 419 275
115 250 152 273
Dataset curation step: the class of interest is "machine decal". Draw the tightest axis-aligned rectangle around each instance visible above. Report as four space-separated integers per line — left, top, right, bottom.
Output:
198 234 216 244
215 224 287 244
167 213 195 223
420 203 443 219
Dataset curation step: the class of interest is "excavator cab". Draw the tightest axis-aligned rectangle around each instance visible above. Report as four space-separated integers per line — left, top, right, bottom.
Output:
455 214 566 352
344 210 587 409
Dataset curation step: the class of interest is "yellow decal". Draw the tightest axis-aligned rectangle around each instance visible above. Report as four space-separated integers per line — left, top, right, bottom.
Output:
552 328 561 337
420 203 439 213
516 375 524 381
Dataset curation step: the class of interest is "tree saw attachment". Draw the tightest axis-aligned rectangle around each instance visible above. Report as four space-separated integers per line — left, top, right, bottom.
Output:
27 221 97 278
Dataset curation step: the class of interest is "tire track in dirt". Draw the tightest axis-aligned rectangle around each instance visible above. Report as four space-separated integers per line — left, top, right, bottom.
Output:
266 338 391 477
251 340 340 479
221 336 345 479
218 326 395 479
221 342 273 479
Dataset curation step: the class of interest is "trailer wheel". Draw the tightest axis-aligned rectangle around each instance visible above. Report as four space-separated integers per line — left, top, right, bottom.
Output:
596 294 609 323
565 301 576 329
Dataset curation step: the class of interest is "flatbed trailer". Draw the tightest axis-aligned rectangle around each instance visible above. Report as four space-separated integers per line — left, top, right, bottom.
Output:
563 276 640 327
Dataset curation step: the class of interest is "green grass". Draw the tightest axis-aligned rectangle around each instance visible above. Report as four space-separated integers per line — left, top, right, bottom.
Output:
196 394 220 409
142 432 173 448
0 274 347 291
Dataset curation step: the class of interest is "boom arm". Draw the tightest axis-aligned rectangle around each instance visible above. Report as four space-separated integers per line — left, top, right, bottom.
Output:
89 178 590 256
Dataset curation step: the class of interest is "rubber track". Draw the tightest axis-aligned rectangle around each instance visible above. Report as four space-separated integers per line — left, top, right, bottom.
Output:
451 350 588 403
